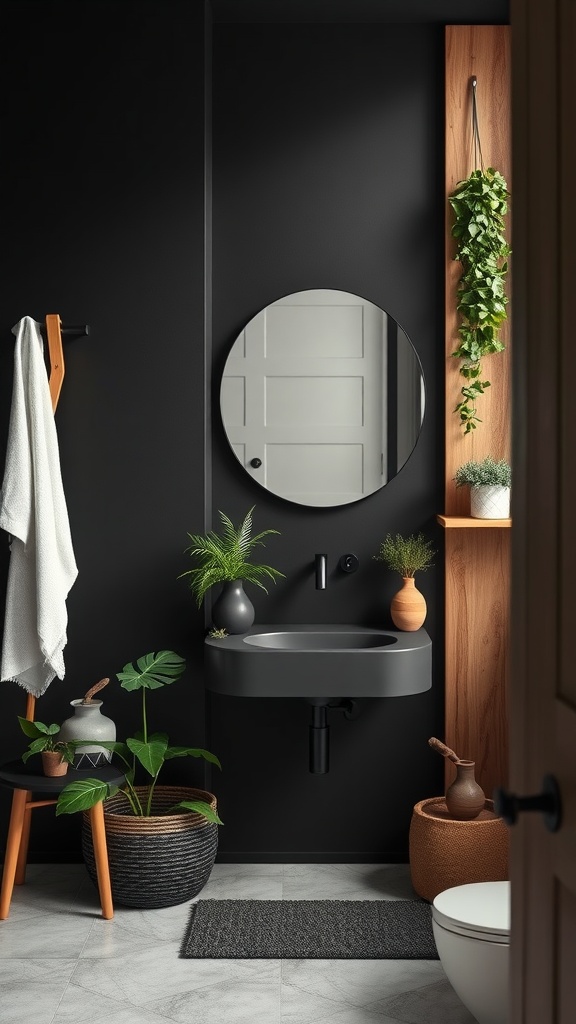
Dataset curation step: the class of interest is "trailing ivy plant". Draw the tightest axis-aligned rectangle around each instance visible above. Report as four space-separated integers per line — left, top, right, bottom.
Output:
449 167 511 433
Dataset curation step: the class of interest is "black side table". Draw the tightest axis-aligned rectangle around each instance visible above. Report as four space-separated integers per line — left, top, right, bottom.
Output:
0 759 125 920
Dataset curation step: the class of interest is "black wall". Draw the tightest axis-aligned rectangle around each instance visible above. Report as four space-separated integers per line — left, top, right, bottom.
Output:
0 0 210 857
0 0 507 861
209 23 445 860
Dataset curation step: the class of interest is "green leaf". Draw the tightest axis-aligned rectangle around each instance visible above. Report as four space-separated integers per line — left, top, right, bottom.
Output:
181 508 284 606
117 651 186 692
55 779 115 815
126 736 168 777
94 740 132 759
37 722 54 735
22 739 46 762
174 800 224 825
165 746 222 769
17 717 43 739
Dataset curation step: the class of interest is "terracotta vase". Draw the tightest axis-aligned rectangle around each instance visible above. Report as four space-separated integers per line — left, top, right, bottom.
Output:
390 576 427 631
41 751 68 777
445 760 486 820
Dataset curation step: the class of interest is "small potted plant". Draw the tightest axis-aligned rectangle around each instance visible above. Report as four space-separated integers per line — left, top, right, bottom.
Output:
56 650 223 909
373 532 435 631
18 719 76 777
454 456 511 519
180 505 285 633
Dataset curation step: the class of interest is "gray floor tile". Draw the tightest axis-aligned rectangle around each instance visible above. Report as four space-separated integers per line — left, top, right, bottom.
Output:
0 911 95 958
374 977 476 1023
200 864 283 900
281 958 443 1010
281 864 416 901
146 963 282 1023
0 959 76 1024
50 982 135 1024
0 864 472 1024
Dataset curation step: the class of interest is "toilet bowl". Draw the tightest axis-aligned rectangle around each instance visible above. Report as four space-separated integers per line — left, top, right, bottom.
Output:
432 880 510 1024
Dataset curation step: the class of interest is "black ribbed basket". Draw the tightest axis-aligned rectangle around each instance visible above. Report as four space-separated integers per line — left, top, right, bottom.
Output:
82 786 219 909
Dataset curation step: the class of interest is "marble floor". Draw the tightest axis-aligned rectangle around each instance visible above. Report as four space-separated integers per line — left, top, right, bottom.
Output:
0 862 475 1024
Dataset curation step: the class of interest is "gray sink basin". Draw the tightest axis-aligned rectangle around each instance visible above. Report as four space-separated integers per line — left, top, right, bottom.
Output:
204 623 431 698
243 631 398 651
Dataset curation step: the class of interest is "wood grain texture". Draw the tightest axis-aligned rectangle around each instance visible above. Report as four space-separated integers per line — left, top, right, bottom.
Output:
445 25 511 515
444 529 510 796
45 313 64 415
437 515 511 528
509 3 576 1019
444 26 511 795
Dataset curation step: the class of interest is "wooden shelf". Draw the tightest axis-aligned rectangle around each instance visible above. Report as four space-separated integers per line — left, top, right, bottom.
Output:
437 515 512 528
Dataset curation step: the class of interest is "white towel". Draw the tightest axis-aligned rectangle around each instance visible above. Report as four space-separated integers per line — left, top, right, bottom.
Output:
0 316 78 696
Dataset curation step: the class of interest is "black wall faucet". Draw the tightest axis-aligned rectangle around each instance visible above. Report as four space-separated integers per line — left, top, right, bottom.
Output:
315 553 327 589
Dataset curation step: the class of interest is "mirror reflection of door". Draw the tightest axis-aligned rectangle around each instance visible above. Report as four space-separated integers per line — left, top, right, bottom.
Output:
220 289 424 508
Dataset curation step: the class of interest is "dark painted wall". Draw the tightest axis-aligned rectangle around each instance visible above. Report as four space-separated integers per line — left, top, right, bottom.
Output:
209 23 445 860
0 0 209 858
0 1 508 862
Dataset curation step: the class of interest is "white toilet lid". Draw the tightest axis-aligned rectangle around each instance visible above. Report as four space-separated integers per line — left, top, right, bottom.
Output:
432 881 510 942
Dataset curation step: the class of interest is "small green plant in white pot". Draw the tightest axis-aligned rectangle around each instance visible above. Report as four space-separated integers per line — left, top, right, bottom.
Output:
180 506 284 633
454 456 511 519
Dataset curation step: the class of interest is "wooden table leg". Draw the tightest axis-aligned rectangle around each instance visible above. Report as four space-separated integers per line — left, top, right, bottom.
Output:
0 790 28 919
15 792 32 885
88 802 113 920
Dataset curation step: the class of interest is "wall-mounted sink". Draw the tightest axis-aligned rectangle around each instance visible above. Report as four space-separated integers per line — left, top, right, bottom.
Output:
204 623 431 699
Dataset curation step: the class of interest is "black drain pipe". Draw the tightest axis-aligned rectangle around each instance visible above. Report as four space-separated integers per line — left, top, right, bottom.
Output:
309 704 330 774
308 700 358 774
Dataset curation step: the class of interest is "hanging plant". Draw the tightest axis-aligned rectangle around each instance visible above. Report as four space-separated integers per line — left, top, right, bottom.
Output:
449 166 511 433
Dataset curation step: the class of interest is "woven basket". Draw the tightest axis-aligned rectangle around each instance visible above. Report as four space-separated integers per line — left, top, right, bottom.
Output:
409 797 509 903
82 785 219 909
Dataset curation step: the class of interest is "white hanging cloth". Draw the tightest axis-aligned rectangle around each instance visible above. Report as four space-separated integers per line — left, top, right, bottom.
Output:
0 316 78 696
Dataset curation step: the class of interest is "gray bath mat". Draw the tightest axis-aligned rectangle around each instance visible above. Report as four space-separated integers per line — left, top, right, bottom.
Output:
180 899 439 959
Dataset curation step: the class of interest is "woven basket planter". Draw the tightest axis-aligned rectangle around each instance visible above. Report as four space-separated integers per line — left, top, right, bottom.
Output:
82 785 219 909
409 797 509 902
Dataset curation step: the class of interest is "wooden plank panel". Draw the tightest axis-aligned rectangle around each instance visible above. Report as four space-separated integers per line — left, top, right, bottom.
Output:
444 528 510 796
445 25 511 515
444 26 511 798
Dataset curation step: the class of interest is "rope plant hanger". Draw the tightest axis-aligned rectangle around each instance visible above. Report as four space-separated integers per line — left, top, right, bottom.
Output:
449 77 511 434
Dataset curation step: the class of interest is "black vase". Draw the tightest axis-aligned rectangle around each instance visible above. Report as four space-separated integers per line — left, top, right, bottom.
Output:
211 579 255 634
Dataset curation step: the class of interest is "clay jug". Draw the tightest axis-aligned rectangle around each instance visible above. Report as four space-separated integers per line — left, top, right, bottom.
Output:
445 760 485 820
390 576 427 631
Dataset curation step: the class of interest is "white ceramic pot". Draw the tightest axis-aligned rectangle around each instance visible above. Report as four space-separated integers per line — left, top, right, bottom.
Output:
470 485 510 519
58 700 116 769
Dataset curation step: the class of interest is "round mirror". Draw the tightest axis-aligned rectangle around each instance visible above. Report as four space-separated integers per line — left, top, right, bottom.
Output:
220 289 425 508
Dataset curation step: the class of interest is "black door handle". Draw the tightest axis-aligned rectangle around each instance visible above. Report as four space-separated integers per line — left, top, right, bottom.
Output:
493 774 562 833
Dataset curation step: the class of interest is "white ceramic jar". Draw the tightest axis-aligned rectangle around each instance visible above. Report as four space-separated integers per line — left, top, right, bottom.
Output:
58 700 116 769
